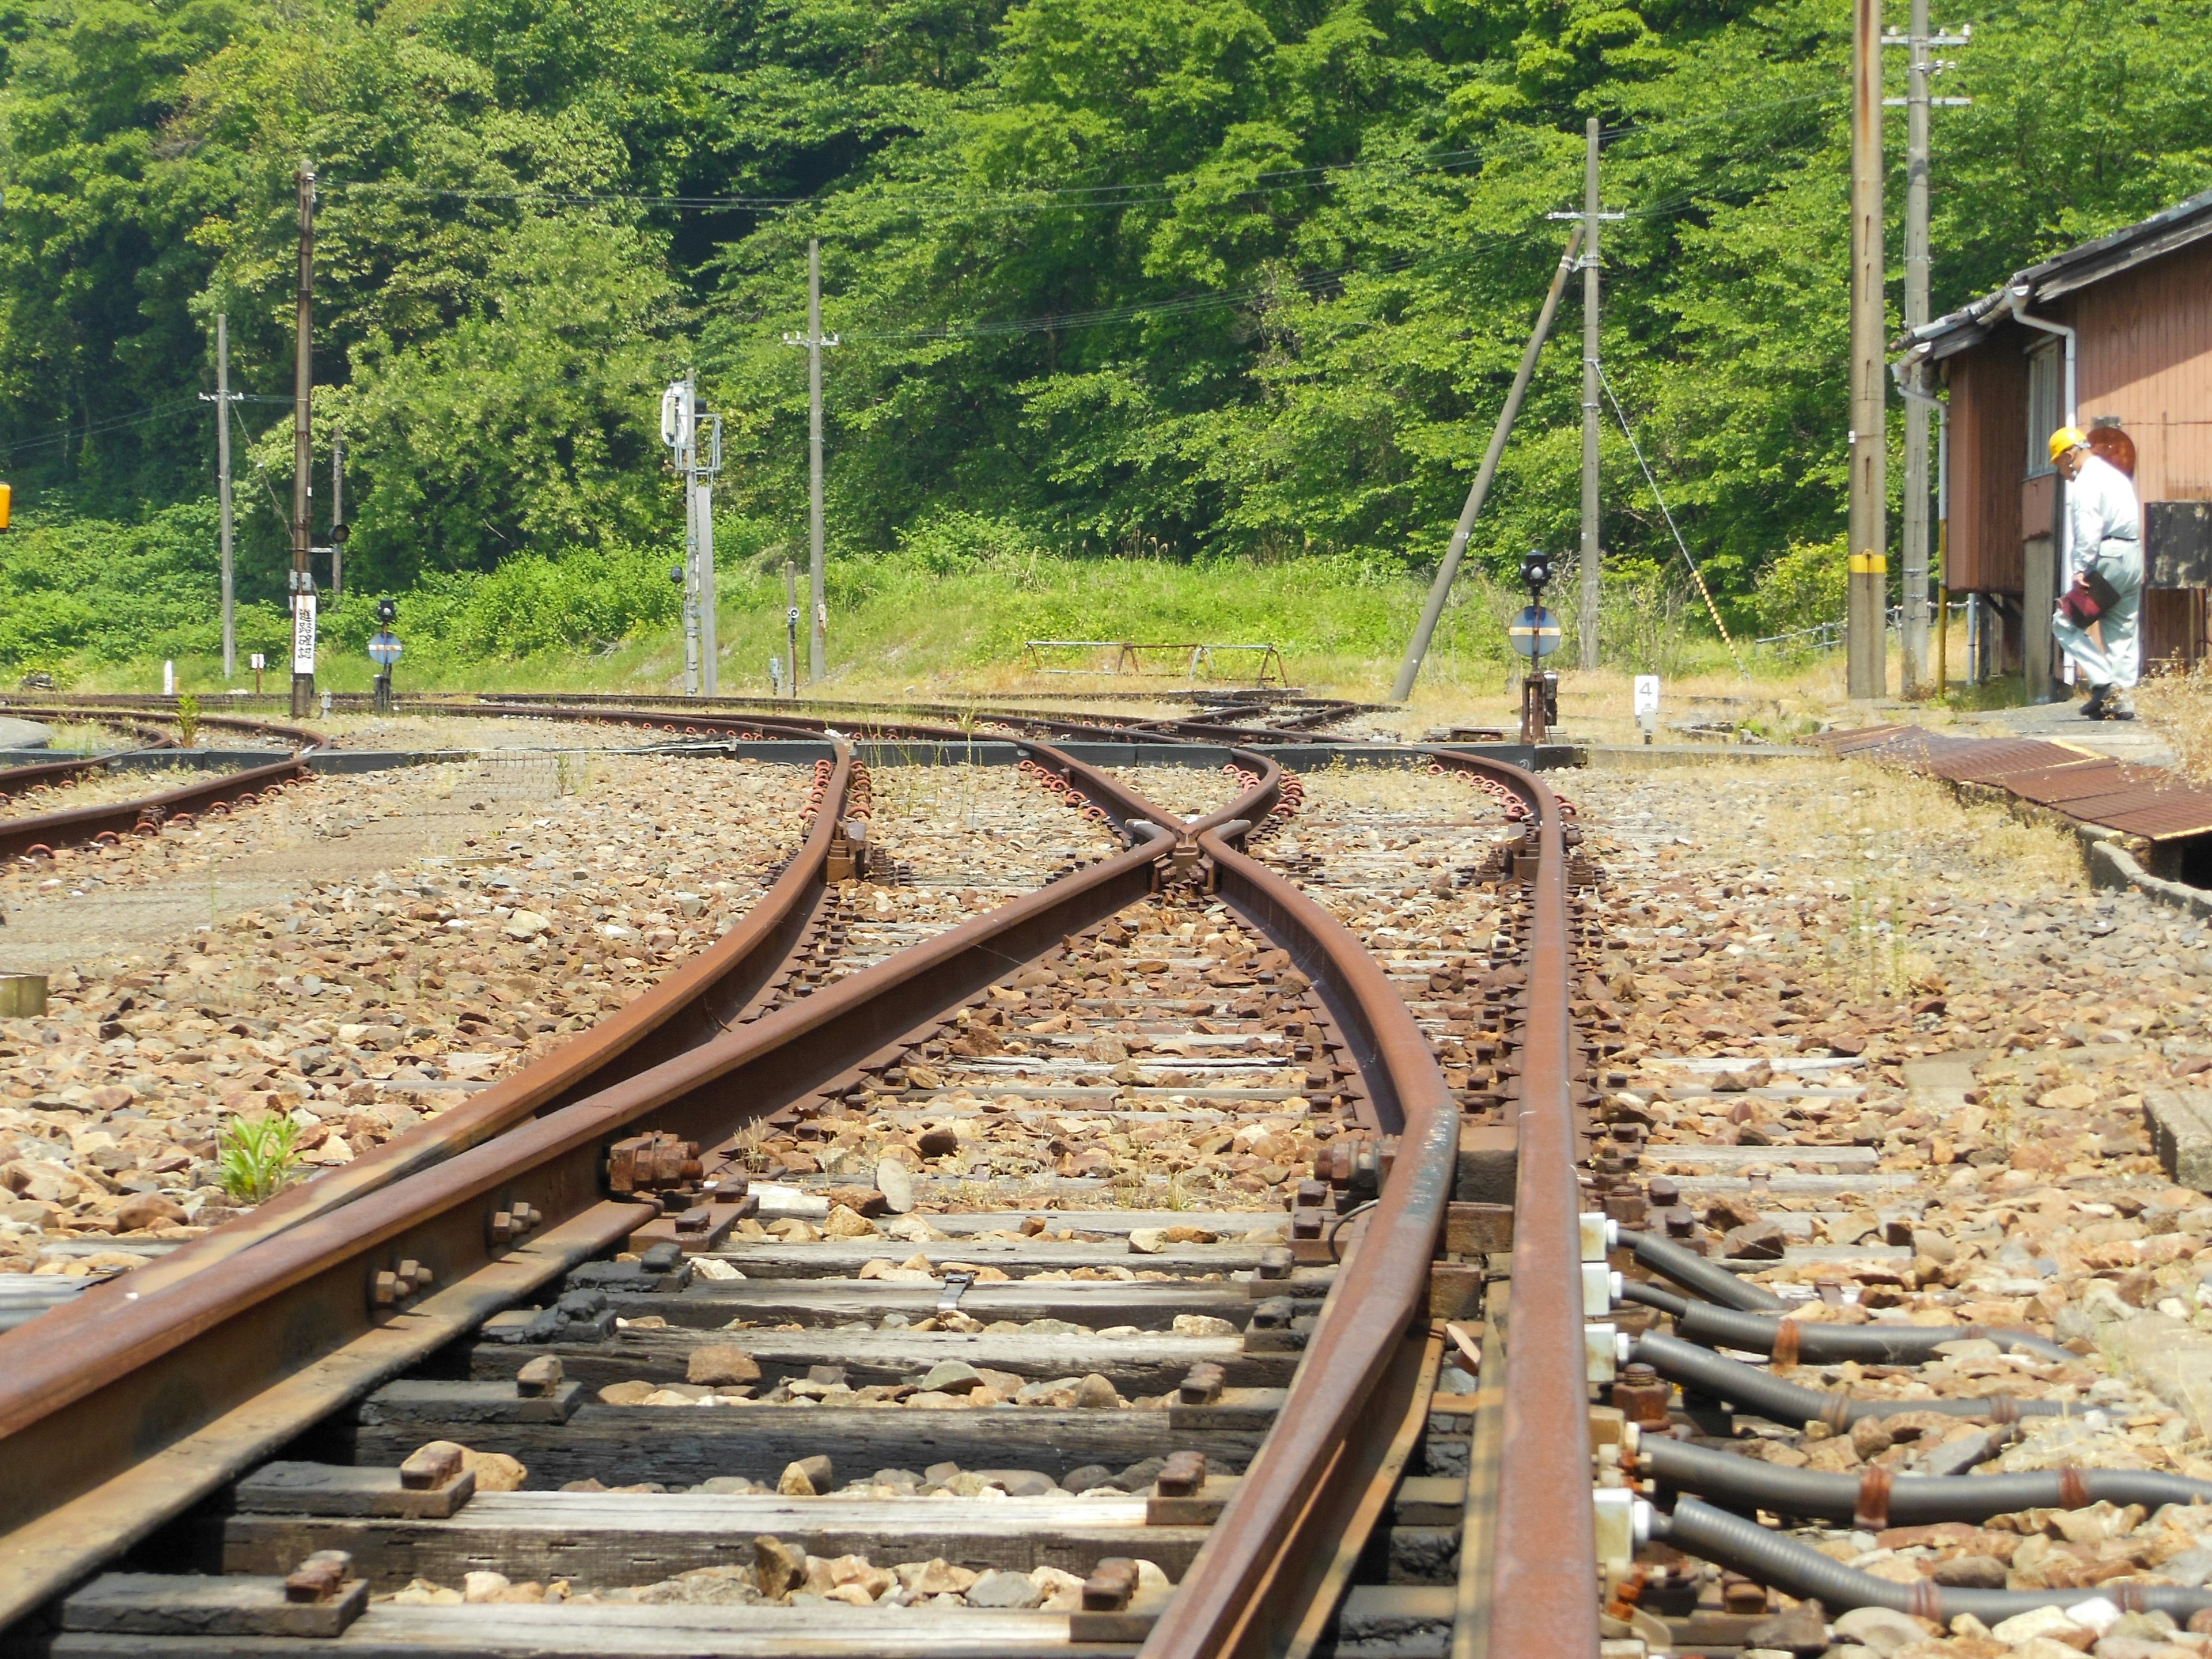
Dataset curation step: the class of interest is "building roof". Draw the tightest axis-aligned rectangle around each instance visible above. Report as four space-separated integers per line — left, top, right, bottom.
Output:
1894 186 2212 365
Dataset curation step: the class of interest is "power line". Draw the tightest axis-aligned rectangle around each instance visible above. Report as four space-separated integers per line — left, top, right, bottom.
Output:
0 397 204 460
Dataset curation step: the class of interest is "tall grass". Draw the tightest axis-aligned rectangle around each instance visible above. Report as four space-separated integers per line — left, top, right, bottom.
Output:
30 501 1761 699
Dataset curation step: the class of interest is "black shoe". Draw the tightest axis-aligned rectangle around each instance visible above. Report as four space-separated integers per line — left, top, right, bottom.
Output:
2082 685 2109 720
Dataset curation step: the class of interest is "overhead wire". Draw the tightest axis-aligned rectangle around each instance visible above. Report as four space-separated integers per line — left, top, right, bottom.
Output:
0 397 204 460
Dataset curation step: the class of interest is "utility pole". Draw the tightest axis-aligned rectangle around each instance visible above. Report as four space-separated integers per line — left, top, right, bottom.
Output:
783 243 838 684
1578 118 1603 672
691 372 719 696
662 374 724 697
1884 11 1972 699
329 425 345 597
290 160 317 718
1846 0 1887 702
203 313 239 681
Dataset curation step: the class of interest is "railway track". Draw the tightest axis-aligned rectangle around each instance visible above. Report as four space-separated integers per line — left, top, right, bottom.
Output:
0 714 1616 1659
0 708 327 862
9 702 2200 1659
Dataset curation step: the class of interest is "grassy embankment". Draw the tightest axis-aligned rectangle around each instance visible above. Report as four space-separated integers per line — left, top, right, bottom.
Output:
6 500 1974 741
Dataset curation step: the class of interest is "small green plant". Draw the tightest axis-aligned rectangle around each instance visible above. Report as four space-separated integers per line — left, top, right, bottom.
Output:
175 691 200 747
218 1113 302 1204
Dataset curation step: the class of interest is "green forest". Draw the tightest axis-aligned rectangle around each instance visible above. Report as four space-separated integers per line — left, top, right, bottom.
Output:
1 0 2209 679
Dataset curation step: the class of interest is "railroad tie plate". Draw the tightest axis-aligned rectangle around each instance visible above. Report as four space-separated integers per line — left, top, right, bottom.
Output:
60 1571 368 1639
233 1461 478 1520
356 1378 584 1427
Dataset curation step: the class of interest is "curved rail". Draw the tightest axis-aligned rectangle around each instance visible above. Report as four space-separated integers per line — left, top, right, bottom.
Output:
5 704 324 750
0 719 1560 1647
0 754 109 801
0 753 309 862
100 731 858 1305
0 735 1221 1626
1139 747 1593 1658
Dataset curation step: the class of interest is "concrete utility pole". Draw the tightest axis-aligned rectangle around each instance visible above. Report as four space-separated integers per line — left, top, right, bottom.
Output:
661 375 721 696
1578 118 1603 672
1885 9 1972 699
204 314 238 681
1392 224 1584 703
784 244 839 685
688 370 719 696
329 424 345 597
290 160 317 718
1846 0 1887 702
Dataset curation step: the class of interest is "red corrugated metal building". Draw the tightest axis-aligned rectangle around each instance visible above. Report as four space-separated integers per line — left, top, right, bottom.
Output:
1896 189 2212 690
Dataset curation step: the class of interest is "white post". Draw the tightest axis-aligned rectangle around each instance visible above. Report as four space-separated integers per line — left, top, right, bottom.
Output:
807 241 826 685
214 315 236 681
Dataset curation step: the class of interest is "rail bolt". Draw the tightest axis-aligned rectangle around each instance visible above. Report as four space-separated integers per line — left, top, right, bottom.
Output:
489 1210 517 1245
1082 1559 1139 1612
1155 1450 1206 1497
372 1270 400 1306
1177 1363 1226 1406
1719 1574 1770 1615
283 1551 354 1604
516 1355 565 1397
399 1442 465 1491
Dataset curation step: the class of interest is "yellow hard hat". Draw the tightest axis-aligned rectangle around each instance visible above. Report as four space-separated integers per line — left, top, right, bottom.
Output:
2049 425 2089 462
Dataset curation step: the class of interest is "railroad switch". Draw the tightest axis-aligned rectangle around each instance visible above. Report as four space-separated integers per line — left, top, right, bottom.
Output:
825 817 869 883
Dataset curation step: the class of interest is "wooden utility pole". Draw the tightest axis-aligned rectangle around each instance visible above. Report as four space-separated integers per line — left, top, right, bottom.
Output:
1846 0 1887 701
1897 0 1931 695
213 315 236 681
1578 118 1603 672
290 160 316 717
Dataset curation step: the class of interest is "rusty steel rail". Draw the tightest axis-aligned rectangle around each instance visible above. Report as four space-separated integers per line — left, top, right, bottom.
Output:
0 753 309 863
4 704 325 751
1482 757 1599 1657
0 754 109 801
0 737 1224 1628
0 722 1571 1649
418 697 1194 749
1139 748 1593 1659
99 729 858 1306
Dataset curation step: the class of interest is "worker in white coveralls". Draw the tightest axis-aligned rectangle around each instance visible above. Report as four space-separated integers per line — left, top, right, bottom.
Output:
2048 426 2143 721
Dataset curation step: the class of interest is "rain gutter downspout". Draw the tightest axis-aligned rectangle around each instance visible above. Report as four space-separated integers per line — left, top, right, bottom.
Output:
2008 283 2077 703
